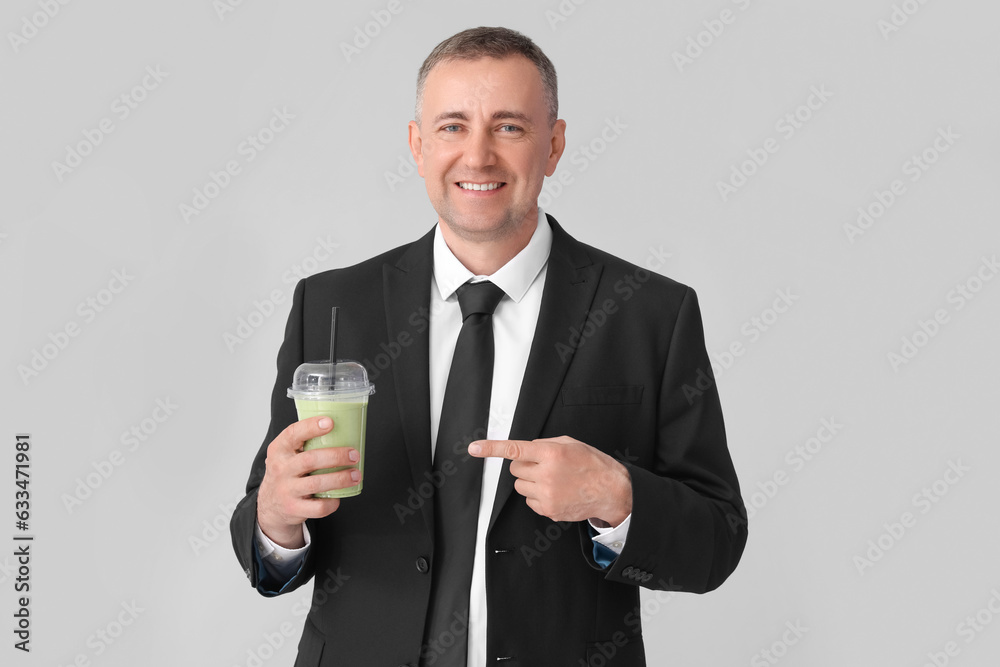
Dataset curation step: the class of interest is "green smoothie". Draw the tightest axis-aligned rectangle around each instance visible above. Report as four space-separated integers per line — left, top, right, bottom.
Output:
294 399 368 498
288 359 374 498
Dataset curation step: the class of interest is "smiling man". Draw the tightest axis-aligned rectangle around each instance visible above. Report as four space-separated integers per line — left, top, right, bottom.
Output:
231 27 747 667
409 54 564 275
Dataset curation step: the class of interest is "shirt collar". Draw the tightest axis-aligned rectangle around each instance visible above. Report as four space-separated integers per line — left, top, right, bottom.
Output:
432 207 552 304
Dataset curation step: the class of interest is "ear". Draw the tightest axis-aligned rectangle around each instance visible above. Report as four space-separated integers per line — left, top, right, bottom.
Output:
408 120 426 177
545 119 567 177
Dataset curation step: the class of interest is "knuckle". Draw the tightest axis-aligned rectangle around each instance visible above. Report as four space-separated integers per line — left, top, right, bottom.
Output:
287 418 320 447
303 448 337 473
335 468 358 485
264 457 289 482
280 421 300 444
295 448 319 472
304 473 326 495
329 447 353 465
265 440 284 463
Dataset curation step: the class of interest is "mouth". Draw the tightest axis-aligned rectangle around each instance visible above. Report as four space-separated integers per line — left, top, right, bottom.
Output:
456 181 506 191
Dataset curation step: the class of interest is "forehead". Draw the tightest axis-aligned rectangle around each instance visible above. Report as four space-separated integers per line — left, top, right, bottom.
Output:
422 56 546 115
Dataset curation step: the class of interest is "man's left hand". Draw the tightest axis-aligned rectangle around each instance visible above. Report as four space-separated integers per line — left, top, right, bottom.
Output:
469 436 632 526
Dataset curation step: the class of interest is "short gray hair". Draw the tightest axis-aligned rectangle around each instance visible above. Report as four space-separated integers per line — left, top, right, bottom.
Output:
415 26 558 127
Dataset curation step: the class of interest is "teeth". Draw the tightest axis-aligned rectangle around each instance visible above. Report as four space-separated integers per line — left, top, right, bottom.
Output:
459 182 503 191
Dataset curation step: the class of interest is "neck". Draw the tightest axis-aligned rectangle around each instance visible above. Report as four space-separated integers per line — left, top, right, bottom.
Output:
440 213 538 276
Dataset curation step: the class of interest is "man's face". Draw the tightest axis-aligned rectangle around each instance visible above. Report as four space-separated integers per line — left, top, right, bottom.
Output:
408 56 566 243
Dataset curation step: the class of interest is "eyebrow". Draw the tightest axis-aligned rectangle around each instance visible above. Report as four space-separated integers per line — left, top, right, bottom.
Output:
431 110 533 125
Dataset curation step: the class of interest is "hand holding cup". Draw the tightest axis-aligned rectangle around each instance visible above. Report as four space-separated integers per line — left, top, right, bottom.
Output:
256 415 361 549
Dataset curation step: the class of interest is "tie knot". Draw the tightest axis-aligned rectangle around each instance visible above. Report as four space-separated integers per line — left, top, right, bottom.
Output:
456 280 505 320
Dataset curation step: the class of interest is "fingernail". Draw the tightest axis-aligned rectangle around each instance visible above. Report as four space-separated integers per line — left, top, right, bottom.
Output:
350 470 361 482
318 418 332 430
348 449 359 462
468 443 481 456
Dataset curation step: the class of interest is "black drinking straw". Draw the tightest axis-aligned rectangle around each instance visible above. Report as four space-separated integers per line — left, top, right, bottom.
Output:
328 307 339 388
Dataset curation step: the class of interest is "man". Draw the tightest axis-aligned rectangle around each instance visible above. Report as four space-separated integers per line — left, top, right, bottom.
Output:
231 26 747 667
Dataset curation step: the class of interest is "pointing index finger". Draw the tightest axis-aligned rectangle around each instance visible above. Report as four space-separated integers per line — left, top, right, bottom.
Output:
468 439 540 462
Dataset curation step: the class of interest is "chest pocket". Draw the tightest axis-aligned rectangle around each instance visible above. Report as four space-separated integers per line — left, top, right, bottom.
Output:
560 385 644 406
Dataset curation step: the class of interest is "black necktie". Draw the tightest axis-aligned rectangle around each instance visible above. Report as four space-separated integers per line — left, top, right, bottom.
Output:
422 280 506 666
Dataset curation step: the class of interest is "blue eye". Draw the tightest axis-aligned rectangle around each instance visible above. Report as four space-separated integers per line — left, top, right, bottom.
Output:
442 124 461 132
500 125 520 132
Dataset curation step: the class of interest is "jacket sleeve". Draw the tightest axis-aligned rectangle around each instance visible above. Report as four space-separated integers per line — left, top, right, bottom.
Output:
583 287 748 593
230 279 319 595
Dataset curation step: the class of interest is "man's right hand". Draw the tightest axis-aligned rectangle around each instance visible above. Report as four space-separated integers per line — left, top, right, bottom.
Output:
256 416 361 549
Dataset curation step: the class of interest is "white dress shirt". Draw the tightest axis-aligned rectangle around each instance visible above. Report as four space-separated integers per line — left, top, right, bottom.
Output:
255 208 631 665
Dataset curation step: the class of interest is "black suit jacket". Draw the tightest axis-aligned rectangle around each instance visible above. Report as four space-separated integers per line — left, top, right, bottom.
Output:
231 215 747 666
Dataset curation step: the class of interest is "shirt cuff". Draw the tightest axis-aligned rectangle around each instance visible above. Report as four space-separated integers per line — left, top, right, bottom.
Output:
588 514 631 568
254 522 311 595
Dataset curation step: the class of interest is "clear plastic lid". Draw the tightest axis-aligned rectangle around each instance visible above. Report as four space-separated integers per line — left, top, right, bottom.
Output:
287 360 375 399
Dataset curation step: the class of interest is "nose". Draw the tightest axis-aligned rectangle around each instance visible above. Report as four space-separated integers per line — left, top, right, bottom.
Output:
463 128 497 171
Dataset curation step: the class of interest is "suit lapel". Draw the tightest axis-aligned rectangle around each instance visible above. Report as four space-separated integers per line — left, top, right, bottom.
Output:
383 227 436 533
488 215 605 532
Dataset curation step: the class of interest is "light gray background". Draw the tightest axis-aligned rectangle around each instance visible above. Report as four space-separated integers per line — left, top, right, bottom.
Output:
3 1 999 665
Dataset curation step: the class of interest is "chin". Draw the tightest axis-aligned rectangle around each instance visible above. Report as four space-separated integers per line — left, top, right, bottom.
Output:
442 212 524 242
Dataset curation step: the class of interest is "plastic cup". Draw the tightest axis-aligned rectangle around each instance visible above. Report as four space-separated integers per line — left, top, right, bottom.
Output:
287 360 375 498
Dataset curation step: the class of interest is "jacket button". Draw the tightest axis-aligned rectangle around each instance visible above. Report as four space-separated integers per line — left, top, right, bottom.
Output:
415 556 430 573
